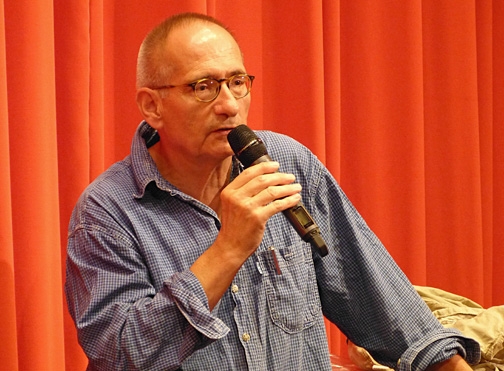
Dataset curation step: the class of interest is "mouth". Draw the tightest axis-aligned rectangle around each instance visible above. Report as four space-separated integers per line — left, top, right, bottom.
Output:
214 125 242 135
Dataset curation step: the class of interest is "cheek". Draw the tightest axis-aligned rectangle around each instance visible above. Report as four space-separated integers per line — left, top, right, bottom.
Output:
239 97 251 118
165 101 204 127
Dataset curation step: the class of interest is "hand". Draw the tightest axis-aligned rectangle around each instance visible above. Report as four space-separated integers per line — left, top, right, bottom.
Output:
191 161 301 309
426 355 473 371
217 161 301 260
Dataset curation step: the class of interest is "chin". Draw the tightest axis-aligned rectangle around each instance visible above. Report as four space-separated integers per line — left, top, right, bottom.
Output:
207 146 234 162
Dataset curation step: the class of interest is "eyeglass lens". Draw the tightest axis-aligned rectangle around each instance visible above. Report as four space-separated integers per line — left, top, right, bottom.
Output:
194 75 252 102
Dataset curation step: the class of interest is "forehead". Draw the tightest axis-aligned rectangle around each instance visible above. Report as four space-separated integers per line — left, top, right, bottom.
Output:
163 22 244 78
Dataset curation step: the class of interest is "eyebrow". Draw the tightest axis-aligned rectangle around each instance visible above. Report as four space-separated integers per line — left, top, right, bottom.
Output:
194 70 247 81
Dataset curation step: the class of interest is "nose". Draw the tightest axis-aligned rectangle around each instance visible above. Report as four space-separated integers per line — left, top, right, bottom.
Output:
213 83 240 117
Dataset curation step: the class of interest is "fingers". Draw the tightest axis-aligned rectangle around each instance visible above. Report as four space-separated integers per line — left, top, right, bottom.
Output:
256 183 302 211
221 161 302 218
225 161 281 189
229 161 297 194
216 161 301 259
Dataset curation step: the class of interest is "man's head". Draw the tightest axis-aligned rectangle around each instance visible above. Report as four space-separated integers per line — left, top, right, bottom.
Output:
136 13 239 89
135 13 252 165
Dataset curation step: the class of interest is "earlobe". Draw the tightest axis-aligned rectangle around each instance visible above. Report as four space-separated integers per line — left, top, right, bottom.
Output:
136 88 163 128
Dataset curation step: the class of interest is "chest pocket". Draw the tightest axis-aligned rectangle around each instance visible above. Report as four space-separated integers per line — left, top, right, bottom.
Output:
257 242 321 334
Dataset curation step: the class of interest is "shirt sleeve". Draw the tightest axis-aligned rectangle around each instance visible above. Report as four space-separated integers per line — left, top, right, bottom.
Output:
65 222 229 371
397 330 480 370
305 159 480 370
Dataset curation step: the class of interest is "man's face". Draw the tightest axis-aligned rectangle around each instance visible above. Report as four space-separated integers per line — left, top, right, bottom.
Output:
156 23 251 164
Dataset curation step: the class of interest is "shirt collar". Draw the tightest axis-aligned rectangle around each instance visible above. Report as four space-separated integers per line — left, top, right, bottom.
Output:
131 121 174 199
130 121 243 199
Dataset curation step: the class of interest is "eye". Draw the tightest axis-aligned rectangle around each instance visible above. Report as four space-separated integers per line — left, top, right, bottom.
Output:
231 76 246 86
195 80 212 91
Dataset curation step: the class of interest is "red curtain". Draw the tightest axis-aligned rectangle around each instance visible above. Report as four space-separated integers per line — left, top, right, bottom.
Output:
1 1 503 370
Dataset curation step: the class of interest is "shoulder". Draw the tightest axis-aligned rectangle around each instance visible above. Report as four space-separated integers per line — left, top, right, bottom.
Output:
83 157 134 202
70 157 136 228
255 130 303 149
254 130 321 172
255 130 314 161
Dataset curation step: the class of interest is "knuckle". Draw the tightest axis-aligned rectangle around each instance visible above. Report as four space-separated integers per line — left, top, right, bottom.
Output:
220 188 232 203
257 174 269 184
271 198 287 213
266 186 276 198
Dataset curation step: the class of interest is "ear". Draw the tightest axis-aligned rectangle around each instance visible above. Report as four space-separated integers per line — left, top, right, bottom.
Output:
136 88 164 129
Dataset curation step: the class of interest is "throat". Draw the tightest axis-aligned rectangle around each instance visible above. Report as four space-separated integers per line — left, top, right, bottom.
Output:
205 187 224 217
199 165 232 217
148 145 232 215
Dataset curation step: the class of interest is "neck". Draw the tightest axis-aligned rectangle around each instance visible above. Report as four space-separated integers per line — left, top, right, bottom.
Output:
148 145 232 214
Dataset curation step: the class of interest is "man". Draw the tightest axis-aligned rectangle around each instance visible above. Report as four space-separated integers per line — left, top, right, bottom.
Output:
65 12 480 370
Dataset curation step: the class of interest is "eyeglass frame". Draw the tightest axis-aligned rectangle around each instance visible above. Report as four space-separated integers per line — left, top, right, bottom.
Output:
149 73 255 103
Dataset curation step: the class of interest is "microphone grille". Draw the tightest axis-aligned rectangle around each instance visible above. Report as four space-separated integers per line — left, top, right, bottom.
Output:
227 125 257 154
227 125 268 168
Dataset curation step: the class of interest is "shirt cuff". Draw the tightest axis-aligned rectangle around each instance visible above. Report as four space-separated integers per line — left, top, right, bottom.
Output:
165 269 230 340
397 328 481 370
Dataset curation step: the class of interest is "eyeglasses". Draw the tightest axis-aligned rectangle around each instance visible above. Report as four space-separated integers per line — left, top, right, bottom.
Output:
150 74 255 102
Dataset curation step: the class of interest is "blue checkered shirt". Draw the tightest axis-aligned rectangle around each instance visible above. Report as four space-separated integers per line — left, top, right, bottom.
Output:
65 121 480 370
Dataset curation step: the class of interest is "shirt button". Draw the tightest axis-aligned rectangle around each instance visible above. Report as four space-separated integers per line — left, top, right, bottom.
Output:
242 333 251 342
231 284 239 293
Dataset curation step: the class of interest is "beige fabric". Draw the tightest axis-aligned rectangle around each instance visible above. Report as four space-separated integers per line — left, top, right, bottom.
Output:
415 286 504 371
345 286 504 371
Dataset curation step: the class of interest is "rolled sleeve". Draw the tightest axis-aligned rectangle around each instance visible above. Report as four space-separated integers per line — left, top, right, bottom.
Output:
397 328 481 370
166 269 230 340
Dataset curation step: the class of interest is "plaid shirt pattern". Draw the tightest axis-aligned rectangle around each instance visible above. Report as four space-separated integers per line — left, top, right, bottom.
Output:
65 122 480 370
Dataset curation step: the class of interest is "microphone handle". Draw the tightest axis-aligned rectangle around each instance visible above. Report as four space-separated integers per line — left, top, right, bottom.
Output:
251 155 329 257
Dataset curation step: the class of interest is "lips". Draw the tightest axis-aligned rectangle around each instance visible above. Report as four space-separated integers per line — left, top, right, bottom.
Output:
214 125 241 134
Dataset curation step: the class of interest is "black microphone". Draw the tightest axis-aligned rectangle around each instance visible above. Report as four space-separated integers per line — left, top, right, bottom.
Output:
228 125 328 257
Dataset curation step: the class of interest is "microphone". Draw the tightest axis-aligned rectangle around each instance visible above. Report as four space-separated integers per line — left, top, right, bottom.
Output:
228 125 328 257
